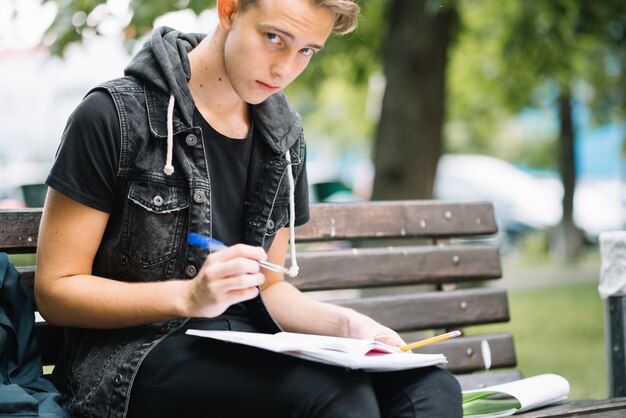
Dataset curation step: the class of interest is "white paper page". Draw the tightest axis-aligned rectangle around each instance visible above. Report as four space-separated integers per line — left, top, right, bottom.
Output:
292 346 447 372
464 374 570 413
186 330 399 355
273 331 401 355
186 330 308 352
186 330 447 372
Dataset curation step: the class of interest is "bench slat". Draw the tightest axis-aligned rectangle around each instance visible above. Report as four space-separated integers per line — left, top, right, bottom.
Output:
1 202 498 250
333 288 510 332
416 333 516 373
287 244 501 290
297 201 497 241
21 244 501 298
32 287 509 335
0 209 41 252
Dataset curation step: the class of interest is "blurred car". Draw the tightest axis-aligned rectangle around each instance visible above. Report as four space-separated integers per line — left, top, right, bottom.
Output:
434 154 624 245
434 154 561 242
541 176 624 242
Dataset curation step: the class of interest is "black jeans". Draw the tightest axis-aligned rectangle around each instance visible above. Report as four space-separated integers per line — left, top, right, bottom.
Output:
127 319 462 418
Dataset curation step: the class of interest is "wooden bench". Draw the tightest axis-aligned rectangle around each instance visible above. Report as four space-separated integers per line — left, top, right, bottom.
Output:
2 200 625 416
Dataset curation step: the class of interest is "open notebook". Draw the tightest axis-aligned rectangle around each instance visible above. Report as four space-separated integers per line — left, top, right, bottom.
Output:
462 374 570 417
186 330 447 372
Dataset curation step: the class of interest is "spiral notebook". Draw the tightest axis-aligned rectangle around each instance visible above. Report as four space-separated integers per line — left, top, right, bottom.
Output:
186 330 447 372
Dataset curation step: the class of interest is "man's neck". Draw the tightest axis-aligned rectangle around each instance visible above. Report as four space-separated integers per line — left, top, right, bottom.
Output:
188 30 251 139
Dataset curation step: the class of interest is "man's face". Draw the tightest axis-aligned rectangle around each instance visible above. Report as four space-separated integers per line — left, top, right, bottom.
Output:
222 0 334 104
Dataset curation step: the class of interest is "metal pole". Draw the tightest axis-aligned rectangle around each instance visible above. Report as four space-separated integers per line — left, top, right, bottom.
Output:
606 293 626 397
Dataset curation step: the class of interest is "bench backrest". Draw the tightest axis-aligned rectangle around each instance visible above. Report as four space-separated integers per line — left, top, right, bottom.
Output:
0 201 518 389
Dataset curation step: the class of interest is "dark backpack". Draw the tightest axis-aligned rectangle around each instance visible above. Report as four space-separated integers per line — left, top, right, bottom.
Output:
0 253 69 417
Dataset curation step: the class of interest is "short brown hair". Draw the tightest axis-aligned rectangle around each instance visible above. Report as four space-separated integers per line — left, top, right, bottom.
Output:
238 0 360 35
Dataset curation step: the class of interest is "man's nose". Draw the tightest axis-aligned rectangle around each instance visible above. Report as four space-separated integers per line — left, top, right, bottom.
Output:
270 54 296 81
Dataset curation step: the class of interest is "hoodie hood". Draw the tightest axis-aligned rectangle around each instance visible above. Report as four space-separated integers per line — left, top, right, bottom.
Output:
126 26 200 128
124 26 303 154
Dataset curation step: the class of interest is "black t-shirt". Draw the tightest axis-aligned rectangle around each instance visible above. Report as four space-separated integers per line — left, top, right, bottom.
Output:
47 91 120 213
193 109 254 246
47 90 309 247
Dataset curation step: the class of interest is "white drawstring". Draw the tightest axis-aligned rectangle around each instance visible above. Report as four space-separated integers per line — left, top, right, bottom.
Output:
285 150 299 278
164 95 175 175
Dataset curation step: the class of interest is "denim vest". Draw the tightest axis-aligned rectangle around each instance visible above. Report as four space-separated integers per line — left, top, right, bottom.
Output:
52 76 306 418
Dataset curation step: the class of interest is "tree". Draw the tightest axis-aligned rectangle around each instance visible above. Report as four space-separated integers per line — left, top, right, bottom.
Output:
448 0 626 260
371 0 458 200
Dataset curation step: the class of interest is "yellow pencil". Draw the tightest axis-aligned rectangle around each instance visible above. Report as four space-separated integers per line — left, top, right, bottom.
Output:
400 330 462 352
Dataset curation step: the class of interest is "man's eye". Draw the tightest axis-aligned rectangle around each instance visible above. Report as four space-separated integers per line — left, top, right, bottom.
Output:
300 48 314 57
267 33 280 44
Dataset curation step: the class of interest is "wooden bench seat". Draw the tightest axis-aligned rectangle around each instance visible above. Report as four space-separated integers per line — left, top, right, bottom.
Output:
2 200 624 416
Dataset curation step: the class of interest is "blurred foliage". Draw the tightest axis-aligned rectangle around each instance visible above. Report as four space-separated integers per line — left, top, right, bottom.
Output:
43 0 214 55
446 0 626 168
511 137 558 169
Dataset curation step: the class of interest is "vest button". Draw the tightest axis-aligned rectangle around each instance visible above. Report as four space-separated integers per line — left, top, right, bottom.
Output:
185 134 198 146
193 191 205 203
267 219 275 229
153 195 164 207
185 265 197 278
114 373 122 385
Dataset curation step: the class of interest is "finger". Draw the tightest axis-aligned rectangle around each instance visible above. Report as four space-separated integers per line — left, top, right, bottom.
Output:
208 243 267 264
205 257 261 279
374 333 406 347
223 286 261 305
206 278 262 308
211 272 266 293
197 285 261 318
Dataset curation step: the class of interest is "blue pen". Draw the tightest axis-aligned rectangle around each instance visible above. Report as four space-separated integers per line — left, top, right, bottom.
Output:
188 232 291 275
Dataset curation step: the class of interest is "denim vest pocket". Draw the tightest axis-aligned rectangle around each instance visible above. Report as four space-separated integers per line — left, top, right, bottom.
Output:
123 180 189 268
265 204 289 236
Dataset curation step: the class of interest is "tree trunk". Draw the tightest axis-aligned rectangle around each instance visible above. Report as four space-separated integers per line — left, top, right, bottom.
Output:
552 91 584 261
371 0 456 200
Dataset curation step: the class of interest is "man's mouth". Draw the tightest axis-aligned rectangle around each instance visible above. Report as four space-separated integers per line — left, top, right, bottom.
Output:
256 80 280 92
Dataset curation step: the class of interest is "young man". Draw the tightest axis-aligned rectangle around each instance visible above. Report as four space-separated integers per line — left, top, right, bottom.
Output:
36 0 462 416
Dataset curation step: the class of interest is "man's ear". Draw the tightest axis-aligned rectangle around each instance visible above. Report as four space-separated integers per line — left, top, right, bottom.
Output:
217 0 239 31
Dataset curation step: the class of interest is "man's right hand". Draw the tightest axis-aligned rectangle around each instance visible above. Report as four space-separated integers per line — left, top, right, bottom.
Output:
182 244 267 318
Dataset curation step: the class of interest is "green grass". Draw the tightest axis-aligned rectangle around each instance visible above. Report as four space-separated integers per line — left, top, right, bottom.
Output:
466 281 606 400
